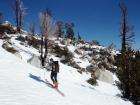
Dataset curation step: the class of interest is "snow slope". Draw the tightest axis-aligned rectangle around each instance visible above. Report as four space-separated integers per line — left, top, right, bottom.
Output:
0 40 132 105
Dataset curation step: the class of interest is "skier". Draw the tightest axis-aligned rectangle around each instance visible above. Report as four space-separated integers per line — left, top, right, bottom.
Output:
50 58 59 88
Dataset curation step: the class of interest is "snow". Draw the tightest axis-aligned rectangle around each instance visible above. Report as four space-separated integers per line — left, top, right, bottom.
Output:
0 39 132 105
1 21 11 26
11 36 40 56
111 49 120 55
67 44 91 68
74 58 90 68
9 35 40 62
91 45 105 49
67 45 76 53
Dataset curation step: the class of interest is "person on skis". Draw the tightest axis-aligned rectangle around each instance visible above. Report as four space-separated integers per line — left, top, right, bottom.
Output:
50 58 59 88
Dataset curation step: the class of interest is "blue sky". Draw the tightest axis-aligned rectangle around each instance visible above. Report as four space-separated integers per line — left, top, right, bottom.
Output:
1 0 140 49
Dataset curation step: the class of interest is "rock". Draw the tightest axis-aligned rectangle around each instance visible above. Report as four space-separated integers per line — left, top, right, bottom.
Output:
2 41 18 54
74 49 82 55
107 54 115 64
100 49 110 56
0 32 11 39
27 55 42 68
68 60 81 70
94 69 113 84
86 64 97 72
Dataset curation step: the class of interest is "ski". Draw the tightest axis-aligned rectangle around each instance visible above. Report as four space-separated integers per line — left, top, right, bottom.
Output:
45 79 65 97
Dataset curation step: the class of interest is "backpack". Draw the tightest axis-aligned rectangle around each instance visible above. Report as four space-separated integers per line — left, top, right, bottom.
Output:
52 61 59 73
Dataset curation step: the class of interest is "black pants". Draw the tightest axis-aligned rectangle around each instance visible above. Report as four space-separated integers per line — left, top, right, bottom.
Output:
51 71 57 83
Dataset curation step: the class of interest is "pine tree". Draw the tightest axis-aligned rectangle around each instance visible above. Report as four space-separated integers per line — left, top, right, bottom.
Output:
65 23 74 40
77 32 81 41
116 2 139 104
129 51 140 105
116 48 134 99
30 22 36 36
56 21 64 38
0 12 3 24
116 48 140 105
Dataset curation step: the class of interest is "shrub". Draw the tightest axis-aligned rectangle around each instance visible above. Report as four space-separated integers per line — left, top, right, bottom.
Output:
68 60 81 69
91 40 100 46
87 78 97 86
60 52 74 64
53 45 65 56
0 33 10 39
15 35 25 42
52 45 74 63
2 43 17 54
6 47 17 54
116 48 140 105
25 36 41 49
0 25 16 34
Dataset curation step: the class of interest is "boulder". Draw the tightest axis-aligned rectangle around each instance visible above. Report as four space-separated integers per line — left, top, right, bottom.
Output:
2 41 18 54
27 55 41 68
94 69 113 84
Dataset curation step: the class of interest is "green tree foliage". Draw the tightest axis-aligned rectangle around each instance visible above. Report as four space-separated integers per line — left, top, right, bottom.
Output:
129 51 140 105
0 12 3 24
116 48 140 105
65 23 74 40
30 22 36 36
116 48 134 99
117 3 140 105
77 32 81 41
56 21 64 38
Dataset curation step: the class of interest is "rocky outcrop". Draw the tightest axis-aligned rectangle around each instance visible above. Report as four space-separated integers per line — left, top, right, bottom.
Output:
2 41 18 54
86 64 114 84
0 22 16 34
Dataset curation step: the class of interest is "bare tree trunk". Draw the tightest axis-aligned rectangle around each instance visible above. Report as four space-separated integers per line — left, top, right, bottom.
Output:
44 37 47 59
40 34 44 66
39 9 53 67
13 0 26 33
119 2 134 53
15 0 19 32
121 11 127 53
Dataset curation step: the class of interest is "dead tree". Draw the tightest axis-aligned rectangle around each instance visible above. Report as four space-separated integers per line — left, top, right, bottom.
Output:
116 2 135 101
119 2 135 53
39 9 53 67
13 0 26 33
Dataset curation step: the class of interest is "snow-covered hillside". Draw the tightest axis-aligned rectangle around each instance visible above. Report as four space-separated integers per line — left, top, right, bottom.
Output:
0 37 132 105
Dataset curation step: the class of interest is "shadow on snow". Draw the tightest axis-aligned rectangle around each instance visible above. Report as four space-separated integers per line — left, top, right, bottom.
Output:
29 73 65 97
29 73 53 88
